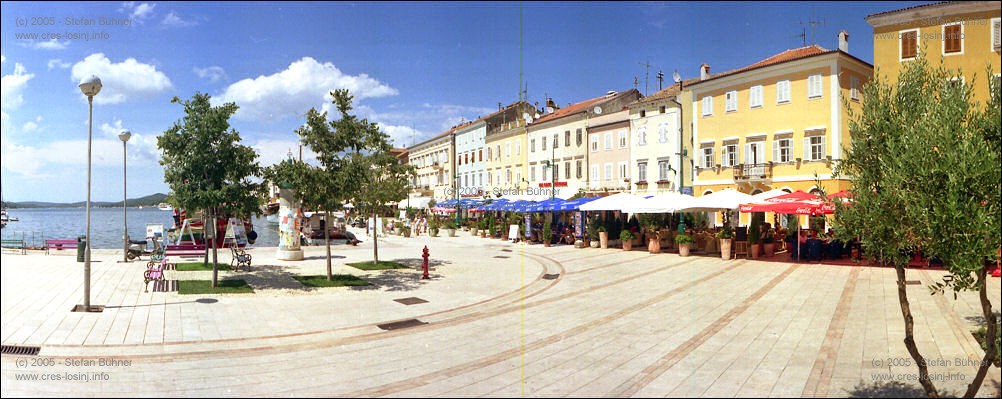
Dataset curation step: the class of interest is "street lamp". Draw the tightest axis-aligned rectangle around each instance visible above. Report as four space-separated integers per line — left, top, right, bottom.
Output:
118 129 132 263
77 75 101 313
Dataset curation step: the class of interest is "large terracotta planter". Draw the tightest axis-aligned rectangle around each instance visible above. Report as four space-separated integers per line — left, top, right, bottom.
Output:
648 237 661 254
481 232 487 238
544 241 551 247
720 238 732 260
764 242 775 257
679 243 691 257
750 243 761 259
429 228 439 237
599 231 609 249
623 240 633 251
403 230 411 238
446 228 456 237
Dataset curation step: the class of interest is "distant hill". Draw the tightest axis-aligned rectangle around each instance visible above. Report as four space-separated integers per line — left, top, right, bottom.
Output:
4 193 169 209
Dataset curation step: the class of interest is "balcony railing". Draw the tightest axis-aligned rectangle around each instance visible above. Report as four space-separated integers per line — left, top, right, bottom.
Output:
732 163 773 181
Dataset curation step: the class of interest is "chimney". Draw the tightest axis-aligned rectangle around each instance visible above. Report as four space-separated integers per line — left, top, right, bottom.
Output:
700 64 710 81
838 30 849 52
545 97 560 112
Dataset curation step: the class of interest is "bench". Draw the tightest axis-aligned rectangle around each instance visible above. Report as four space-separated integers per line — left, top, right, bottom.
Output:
144 248 167 292
2 239 26 255
45 239 78 255
230 247 252 271
165 244 206 259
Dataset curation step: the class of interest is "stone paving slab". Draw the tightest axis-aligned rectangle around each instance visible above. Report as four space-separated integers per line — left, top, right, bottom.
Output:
2 230 1000 397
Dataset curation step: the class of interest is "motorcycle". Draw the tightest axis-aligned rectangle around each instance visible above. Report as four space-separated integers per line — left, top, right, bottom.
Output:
127 237 162 261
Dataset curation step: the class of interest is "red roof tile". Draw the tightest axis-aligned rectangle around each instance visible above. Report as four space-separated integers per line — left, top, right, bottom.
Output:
633 77 701 105
530 90 639 125
689 45 837 86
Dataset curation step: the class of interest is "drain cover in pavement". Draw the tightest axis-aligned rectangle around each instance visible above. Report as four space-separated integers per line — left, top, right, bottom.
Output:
904 280 922 285
493 255 510 259
393 297 428 305
377 319 428 331
501 249 512 252
1 345 40 356
542 273 560 280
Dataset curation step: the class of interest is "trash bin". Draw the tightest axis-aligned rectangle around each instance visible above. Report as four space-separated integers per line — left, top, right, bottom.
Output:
76 236 87 262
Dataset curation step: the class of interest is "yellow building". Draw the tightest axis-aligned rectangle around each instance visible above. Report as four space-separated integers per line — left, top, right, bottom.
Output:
407 126 459 202
688 31 872 227
484 101 536 197
867 1 1001 104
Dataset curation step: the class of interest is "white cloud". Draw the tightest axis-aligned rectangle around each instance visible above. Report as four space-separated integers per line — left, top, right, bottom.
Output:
120 2 156 23
161 10 195 27
380 124 423 148
32 39 69 50
252 139 318 167
21 116 43 133
215 57 397 121
1 62 34 109
47 59 72 70
193 65 226 82
71 53 173 104
1 55 5 63
99 119 126 138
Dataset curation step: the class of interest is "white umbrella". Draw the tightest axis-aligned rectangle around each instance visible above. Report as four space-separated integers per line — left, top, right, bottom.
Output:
676 189 755 212
579 193 648 211
621 192 697 213
749 189 789 202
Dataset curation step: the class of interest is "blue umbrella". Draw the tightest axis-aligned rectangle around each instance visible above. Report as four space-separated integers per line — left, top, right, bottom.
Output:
554 197 598 211
528 198 565 212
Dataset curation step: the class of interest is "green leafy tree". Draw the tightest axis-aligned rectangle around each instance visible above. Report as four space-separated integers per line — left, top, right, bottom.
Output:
831 54 1000 398
159 92 263 288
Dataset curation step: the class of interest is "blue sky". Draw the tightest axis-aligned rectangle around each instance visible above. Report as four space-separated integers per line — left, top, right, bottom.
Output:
1 1 927 203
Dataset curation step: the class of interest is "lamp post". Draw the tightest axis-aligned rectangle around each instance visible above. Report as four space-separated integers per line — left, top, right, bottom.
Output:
118 130 132 263
78 75 101 312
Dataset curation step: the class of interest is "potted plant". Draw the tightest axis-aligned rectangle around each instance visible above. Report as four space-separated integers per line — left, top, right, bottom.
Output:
716 224 734 260
620 230 635 251
394 221 405 236
748 213 763 259
675 233 694 257
762 229 775 257
401 225 412 238
444 219 457 237
542 218 552 247
597 225 609 249
639 214 661 254
428 218 440 237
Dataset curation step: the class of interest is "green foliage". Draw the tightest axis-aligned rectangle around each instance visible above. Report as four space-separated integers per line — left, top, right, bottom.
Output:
619 230 635 241
674 233 693 245
542 217 552 241
293 274 371 288
586 217 602 239
748 213 763 244
442 219 457 230
627 214 640 232
716 224 734 239
346 261 410 270
177 279 254 295
637 213 661 233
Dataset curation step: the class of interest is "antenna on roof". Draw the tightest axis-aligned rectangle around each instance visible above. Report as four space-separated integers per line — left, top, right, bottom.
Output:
794 25 807 47
656 70 664 91
638 60 653 96
801 9 826 46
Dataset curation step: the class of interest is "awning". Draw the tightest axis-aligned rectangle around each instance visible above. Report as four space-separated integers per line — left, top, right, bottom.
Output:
398 196 433 209
579 193 647 211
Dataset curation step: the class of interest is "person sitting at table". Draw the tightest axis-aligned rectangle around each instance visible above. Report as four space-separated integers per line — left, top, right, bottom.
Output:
562 227 575 245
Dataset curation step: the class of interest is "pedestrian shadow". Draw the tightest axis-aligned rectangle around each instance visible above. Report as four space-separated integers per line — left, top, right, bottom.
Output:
845 381 953 398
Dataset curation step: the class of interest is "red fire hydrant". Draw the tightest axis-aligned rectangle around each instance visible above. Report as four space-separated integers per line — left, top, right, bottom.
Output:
421 245 430 280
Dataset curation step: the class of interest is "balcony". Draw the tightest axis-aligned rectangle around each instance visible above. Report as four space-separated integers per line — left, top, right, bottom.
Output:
732 163 773 181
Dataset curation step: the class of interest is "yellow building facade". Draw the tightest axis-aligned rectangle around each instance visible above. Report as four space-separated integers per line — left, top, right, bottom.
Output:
484 102 536 198
688 34 872 227
867 1 1001 104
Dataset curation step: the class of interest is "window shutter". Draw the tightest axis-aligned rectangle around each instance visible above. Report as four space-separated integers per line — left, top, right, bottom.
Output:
743 143 751 165
821 138 827 159
803 137 811 160
994 19 1001 50
773 141 780 163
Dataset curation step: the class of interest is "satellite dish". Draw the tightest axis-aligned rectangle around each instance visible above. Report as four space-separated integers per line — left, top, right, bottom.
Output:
534 112 541 119
545 106 555 114
593 106 603 115
673 70 682 84
522 112 532 123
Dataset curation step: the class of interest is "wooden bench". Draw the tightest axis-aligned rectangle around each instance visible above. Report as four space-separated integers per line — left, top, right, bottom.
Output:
2 239 26 255
144 248 167 292
45 239 78 255
165 244 206 259
230 247 252 271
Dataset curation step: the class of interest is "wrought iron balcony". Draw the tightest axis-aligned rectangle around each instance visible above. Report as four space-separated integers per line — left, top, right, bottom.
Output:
732 163 773 181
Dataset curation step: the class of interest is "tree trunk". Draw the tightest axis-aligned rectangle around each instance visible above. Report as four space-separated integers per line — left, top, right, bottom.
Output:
372 211 379 264
324 210 332 281
210 209 219 288
895 264 938 397
963 266 998 398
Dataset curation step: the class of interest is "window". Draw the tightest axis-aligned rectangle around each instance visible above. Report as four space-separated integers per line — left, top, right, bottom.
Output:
591 135 599 152
553 134 559 148
722 144 738 167
701 147 714 168
637 126 647 146
464 174 468 188
900 29 918 60
658 122 669 143
993 18 1001 51
659 105 666 114
541 137 547 151
701 96 713 116
530 165 536 182
640 109 646 118
590 164 599 181
576 129 583 146
773 138 792 163
515 141 521 155
487 147 492 159
637 162 648 182
565 130 571 147
618 162 628 180
495 145 500 160
850 76 860 101
479 150 483 162
479 173 483 186
725 90 738 112
743 142 763 165
804 135 826 161
605 163 613 181
658 160 671 181
506 143 511 158
564 162 570 180
487 173 492 185
618 130 627 148
604 132 613 150
506 170 512 184
516 171 521 185
943 23 962 55
808 74 823 99
576 160 582 179
749 85 763 108
531 139 536 153
776 80 791 103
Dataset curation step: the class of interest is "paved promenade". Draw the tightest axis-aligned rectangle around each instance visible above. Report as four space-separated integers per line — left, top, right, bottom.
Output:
2 230 999 397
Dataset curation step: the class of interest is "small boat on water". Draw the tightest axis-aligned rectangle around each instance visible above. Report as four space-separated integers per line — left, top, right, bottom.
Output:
1 209 17 224
157 203 172 211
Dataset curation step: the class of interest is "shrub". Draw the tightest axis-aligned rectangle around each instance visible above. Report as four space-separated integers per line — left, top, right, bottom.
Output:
675 233 694 245
619 230 635 241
